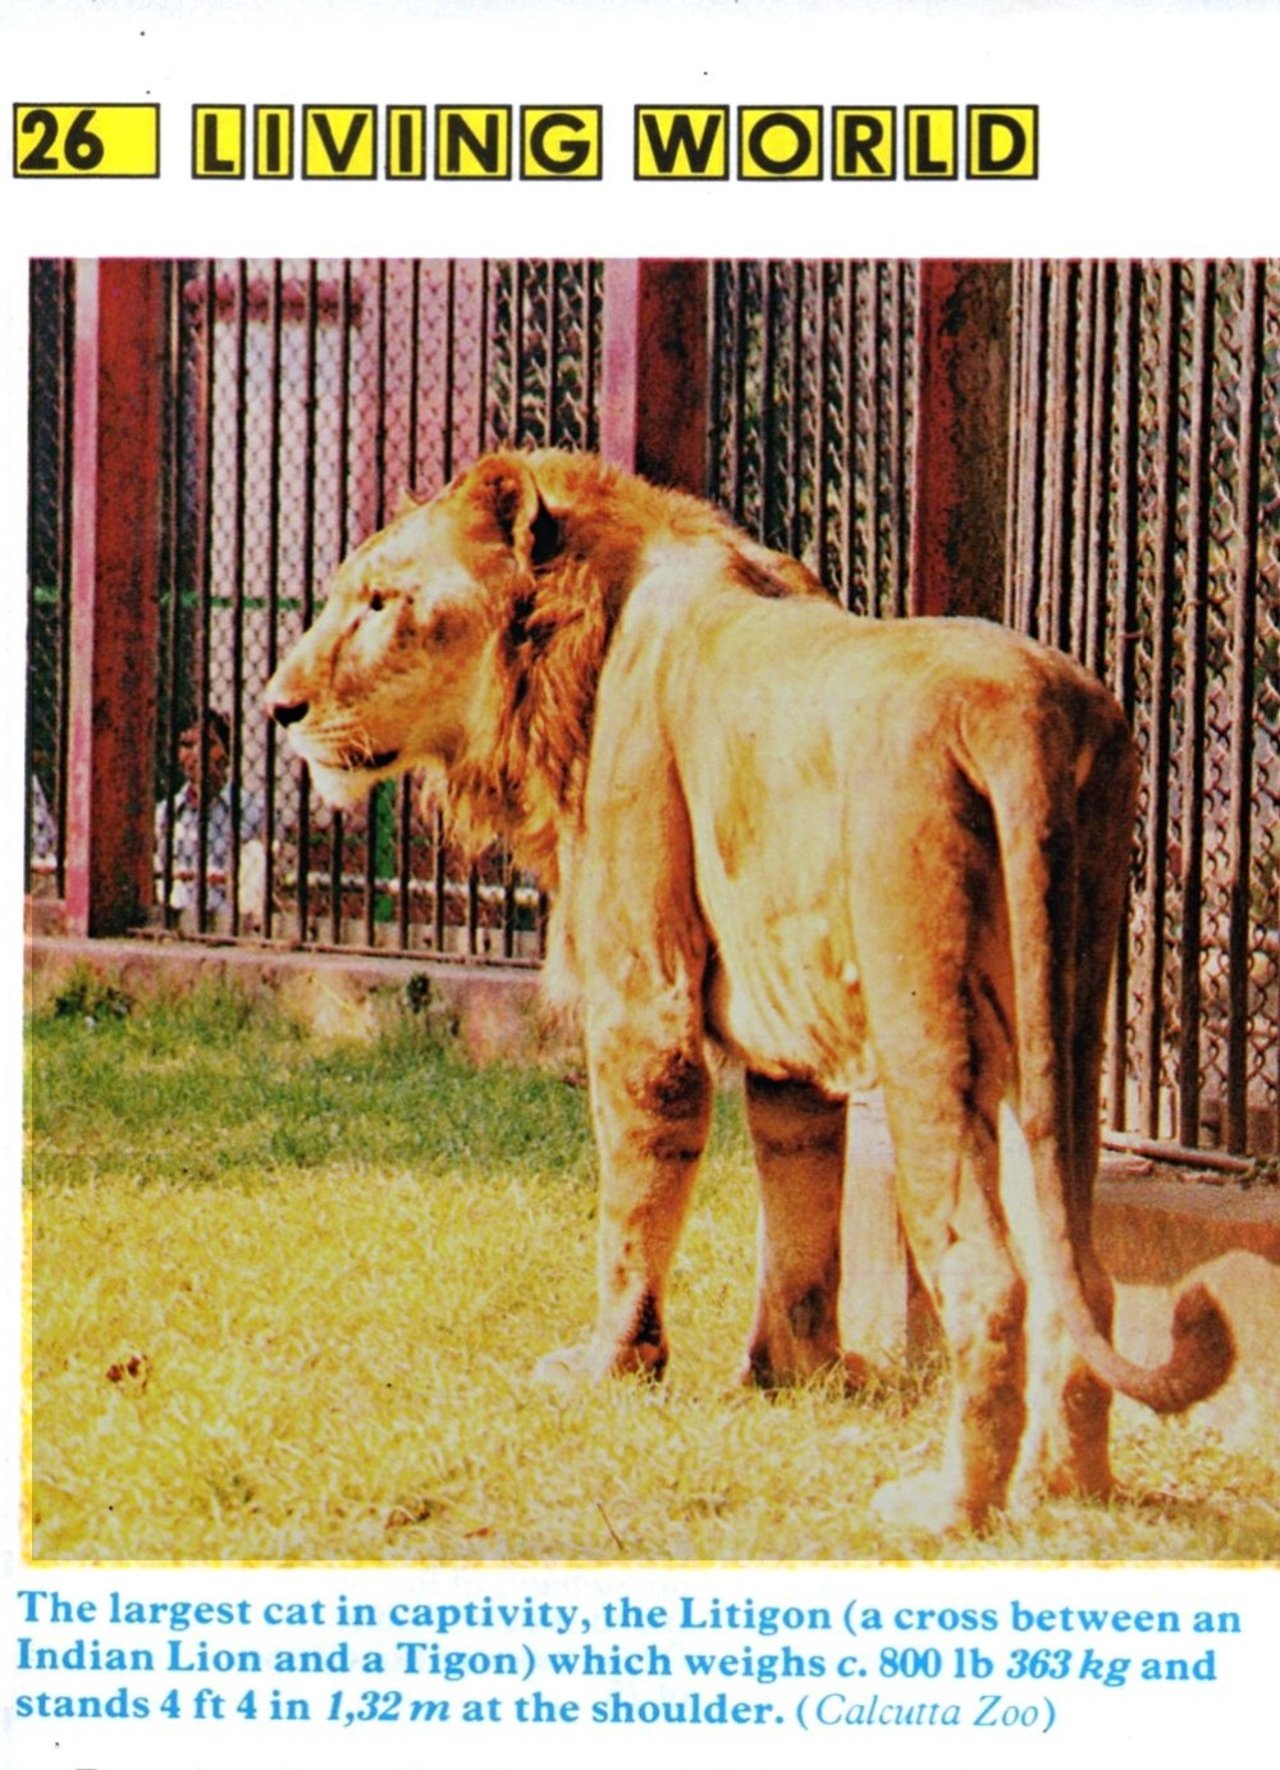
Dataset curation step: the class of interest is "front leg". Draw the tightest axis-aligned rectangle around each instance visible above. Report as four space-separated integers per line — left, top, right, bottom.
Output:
742 1073 848 1387
534 603 712 1389
535 996 711 1386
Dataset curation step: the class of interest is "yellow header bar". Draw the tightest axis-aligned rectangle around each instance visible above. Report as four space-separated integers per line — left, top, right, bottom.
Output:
14 104 160 177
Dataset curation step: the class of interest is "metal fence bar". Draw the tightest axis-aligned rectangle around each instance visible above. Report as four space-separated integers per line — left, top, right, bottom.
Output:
440 260 457 481
395 260 424 953
867 267 886 613
1003 262 1027 629
294 260 320 942
1176 261 1216 1145
1137 263 1181 1138
731 264 748 525
262 261 285 940
55 266 77 898
838 262 857 608
583 256 599 453
510 260 527 446
194 260 218 936
229 258 251 933
328 262 353 946
365 261 389 950
156 265 184 925
787 262 806 559
1224 260 1265 1152
476 258 491 459
1083 263 1114 680
1026 262 1051 640
547 258 562 445
503 860 518 961
814 264 834 589
759 264 777 541
1042 262 1072 651
1107 260 1143 1135
891 262 912 619
51 264 76 899
1068 262 1094 658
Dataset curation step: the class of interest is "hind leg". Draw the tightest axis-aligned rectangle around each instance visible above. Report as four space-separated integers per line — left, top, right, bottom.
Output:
846 786 1025 1533
1006 1130 1114 1508
1011 1100 1115 1506
871 1070 1026 1534
742 1074 855 1388
855 949 1024 1527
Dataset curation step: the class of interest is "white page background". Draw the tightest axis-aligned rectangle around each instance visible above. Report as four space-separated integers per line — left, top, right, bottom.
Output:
3 3 1276 1765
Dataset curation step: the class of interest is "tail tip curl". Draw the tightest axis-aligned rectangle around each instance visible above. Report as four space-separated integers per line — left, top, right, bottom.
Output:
1153 1281 1236 1416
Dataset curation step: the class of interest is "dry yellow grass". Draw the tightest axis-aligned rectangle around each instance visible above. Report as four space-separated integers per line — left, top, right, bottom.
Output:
25 982 1280 1563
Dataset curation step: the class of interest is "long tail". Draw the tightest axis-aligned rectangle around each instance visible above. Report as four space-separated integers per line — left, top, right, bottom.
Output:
986 701 1234 1415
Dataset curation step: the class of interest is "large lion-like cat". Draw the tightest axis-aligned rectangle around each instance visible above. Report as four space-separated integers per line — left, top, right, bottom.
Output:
266 449 1233 1533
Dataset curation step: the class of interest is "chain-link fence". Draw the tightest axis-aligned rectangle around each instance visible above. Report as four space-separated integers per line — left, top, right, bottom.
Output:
708 260 918 614
25 259 75 898
1006 260 1280 1155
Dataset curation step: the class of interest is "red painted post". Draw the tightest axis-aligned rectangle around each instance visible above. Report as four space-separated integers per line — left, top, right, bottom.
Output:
64 260 167 935
600 260 709 492
909 260 1012 619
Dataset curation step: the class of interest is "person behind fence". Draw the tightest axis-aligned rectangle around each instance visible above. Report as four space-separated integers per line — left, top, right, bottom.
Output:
155 710 265 916
30 774 57 869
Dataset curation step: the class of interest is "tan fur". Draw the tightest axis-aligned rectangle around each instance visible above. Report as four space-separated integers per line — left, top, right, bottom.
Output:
266 449 1234 1534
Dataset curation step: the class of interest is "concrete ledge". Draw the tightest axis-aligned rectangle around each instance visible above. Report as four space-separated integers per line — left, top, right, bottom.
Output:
26 933 552 1066
27 934 1280 1289
1095 1171 1280 1284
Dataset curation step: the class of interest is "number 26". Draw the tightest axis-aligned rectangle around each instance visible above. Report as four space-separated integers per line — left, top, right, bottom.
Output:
19 108 106 172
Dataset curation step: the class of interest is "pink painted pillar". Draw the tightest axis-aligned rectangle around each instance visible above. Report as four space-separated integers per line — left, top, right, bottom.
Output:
64 259 167 935
600 260 709 492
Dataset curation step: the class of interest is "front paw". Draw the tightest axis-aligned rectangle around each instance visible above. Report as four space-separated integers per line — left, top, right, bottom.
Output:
533 1336 666 1391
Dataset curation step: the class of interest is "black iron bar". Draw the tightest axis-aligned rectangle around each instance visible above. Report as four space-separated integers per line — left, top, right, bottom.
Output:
1176 261 1216 1146
1224 259 1265 1152
229 257 250 931
1138 261 1183 1138
262 259 284 941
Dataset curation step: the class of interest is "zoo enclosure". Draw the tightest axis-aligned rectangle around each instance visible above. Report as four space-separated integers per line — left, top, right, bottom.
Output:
25 258 1280 1156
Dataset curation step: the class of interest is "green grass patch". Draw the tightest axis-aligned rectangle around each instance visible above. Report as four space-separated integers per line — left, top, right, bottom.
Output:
26 984 1280 1562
